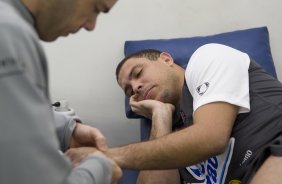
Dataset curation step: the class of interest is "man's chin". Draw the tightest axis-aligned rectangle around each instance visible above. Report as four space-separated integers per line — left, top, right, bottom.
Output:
157 96 171 104
39 33 59 42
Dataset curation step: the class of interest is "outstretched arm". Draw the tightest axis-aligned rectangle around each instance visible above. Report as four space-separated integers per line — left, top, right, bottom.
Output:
65 101 238 180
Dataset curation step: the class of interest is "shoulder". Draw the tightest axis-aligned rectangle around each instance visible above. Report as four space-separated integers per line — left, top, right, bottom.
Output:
0 6 40 60
186 43 249 72
191 43 247 60
0 2 37 43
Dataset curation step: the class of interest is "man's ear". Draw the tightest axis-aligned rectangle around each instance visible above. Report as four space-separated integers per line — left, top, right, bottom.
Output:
159 52 174 66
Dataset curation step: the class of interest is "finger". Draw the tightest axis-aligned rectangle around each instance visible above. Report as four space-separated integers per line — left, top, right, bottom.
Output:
72 158 80 167
65 149 80 163
130 106 143 116
73 162 80 167
69 153 88 166
72 156 84 167
91 128 108 151
130 102 138 111
69 123 79 148
130 106 137 113
129 95 138 104
130 98 140 109
111 165 123 184
65 149 75 160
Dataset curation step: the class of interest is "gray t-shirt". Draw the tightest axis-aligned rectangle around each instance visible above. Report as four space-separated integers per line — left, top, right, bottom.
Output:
0 0 112 183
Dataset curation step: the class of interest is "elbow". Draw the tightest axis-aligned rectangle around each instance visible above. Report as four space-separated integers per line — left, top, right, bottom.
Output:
208 136 230 156
202 126 232 156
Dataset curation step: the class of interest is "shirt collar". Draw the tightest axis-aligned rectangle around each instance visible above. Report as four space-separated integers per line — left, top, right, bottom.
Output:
9 0 35 27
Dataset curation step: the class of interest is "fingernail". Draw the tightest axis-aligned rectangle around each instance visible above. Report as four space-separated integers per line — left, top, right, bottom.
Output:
100 143 108 151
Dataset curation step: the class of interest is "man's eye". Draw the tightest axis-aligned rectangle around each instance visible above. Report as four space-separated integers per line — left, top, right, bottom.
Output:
135 68 142 78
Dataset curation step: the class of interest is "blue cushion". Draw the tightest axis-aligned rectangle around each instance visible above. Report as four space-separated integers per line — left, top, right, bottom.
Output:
118 169 139 184
123 27 277 119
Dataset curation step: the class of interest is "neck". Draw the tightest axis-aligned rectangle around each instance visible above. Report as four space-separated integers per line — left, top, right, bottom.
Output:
20 0 43 18
170 66 185 127
176 65 185 102
173 65 185 114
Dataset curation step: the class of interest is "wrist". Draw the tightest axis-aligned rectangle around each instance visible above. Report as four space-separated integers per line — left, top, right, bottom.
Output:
106 148 126 168
150 115 173 139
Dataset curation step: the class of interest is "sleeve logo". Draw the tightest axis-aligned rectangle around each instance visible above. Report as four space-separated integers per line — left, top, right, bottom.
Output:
196 82 210 96
0 57 24 77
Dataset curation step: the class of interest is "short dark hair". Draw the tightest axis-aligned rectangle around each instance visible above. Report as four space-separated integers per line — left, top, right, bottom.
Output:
115 49 162 80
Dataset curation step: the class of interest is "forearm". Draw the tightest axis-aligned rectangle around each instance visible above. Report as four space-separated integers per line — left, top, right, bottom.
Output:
108 124 223 170
54 111 78 152
137 108 180 184
149 107 173 139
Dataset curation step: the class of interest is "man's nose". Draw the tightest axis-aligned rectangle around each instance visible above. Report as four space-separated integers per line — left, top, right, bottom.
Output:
132 82 142 94
83 16 97 31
